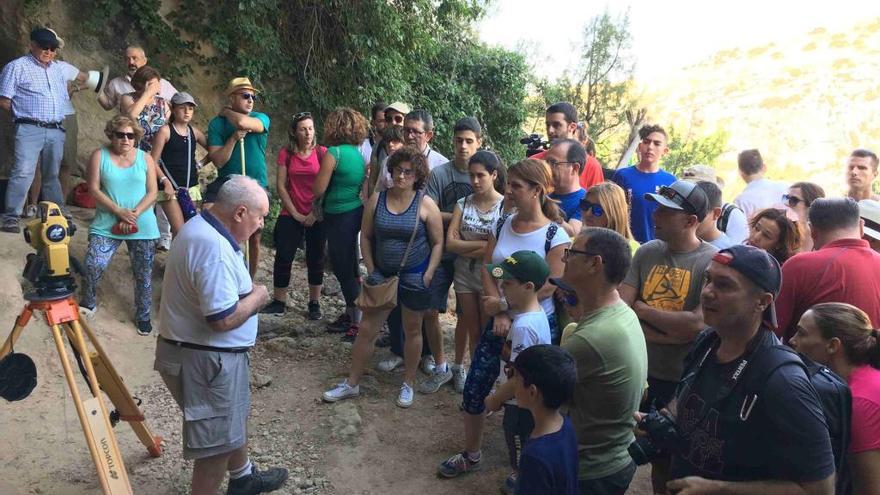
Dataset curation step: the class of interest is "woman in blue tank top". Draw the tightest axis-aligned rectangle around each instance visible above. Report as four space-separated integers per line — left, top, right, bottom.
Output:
323 147 444 409
79 115 160 337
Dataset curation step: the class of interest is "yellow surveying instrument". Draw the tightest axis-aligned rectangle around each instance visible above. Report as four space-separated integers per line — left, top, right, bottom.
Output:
0 202 161 494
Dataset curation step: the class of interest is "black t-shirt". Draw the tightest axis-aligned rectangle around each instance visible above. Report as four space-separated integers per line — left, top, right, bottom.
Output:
669 329 835 483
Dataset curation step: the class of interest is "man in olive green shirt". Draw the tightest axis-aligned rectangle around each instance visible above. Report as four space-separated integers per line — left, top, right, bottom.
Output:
553 228 648 495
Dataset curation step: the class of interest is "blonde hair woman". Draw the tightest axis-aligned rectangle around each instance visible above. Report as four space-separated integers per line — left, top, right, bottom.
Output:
581 181 639 253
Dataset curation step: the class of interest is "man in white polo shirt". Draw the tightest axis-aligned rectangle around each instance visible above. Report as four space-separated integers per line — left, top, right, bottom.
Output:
154 175 287 495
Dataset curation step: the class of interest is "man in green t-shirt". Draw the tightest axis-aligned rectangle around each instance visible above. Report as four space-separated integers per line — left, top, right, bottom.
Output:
207 77 271 277
553 228 647 494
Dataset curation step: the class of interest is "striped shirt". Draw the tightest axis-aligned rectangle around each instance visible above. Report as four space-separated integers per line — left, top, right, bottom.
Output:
0 54 79 122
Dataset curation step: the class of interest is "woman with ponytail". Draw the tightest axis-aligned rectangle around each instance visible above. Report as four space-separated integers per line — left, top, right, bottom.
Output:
790 302 880 494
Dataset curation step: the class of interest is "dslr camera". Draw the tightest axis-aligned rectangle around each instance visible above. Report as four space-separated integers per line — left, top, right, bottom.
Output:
520 134 549 157
628 410 680 465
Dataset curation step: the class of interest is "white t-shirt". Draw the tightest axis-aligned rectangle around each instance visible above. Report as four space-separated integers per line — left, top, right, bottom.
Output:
501 309 551 404
492 214 571 315
158 213 257 348
375 145 448 192
733 178 788 219
722 203 749 244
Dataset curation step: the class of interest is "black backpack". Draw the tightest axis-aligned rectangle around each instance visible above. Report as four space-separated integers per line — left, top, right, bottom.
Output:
743 346 852 495
494 214 558 254
716 202 742 233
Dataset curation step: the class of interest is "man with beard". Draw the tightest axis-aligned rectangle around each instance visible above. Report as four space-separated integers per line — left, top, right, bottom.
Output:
99 45 177 111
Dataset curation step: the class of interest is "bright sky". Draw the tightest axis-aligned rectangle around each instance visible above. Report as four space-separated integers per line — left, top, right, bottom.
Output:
478 0 880 81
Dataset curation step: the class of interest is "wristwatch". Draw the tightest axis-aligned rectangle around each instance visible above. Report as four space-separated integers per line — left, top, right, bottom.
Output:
499 297 509 312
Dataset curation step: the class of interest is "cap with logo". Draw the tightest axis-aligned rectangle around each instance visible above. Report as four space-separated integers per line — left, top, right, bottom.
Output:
645 179 710 221
225 77 259 96
486 250 550 288
859 199 880 241
30 27 65 50
712 244 782 328
170 92 198 107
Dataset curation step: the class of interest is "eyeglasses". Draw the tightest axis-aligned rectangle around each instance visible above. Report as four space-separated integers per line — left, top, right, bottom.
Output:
112 131 136 140
238 93 257 101
579 200 605 217
562 248 601 263
546 158 578 168
291 111 311 124
386 114 405 124
782 194 804 207
403 127 425 136
393 167 415 177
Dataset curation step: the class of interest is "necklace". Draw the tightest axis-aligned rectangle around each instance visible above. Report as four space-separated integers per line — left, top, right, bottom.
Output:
172 122 189 140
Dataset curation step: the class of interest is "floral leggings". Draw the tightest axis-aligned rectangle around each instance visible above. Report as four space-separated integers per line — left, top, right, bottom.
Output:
80 234 156 322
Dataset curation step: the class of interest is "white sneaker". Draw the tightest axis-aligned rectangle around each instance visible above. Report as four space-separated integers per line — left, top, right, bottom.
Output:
420 355 436 375
157 237 171 252
396 382 414 408
452 364 467 393
24 204 37 218
376 353 404 372
322 381 360 403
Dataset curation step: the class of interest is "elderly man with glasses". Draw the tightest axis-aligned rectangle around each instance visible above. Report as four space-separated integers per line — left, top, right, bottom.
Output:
0 27 88 233
207 77 271 277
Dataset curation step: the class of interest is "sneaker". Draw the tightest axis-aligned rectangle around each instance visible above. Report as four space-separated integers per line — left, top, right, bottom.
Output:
437 452 481 478
24 204 37 218
136 320 152 336
326 313 351 333
396 382 414 408
322 381 360 403
1 217 19 233
78 305 97 320
341 324 359 342
376 353 403 372
156 237 171 252
226 465 289 495
260 299 285 315
417 365 453 394
307 301 322 320
452 364 467 393
501 472 517 495
420 355 436 375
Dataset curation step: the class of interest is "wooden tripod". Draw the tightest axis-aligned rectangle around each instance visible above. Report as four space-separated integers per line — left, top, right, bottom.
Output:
0 295 162 494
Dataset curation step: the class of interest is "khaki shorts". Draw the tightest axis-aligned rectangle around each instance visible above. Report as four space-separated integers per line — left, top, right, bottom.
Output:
154 339 250 459
454 256 484 294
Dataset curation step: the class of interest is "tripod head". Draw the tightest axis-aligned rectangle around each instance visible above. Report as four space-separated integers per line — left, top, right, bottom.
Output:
21 201 82 300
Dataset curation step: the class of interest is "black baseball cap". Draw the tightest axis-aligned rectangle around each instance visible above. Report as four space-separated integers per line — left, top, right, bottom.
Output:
645 180 710 221
30 27 64 49
487 250 550 288
712 244 782 328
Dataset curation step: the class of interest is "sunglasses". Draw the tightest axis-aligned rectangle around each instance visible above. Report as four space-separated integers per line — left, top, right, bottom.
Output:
39 45 58 52
112 131 136 140
238 93 257 101
291 111 311 124
386 114 405 124
782 194 804 207
579 199 604 217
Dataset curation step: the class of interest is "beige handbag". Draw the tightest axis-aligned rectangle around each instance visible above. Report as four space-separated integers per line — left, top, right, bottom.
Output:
356 192 423 310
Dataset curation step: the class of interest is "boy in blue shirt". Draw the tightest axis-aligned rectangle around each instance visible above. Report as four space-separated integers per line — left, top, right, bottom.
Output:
511 345 579 495
612 124 675 243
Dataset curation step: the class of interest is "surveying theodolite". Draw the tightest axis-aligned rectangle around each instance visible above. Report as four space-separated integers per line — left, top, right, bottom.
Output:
0 201 161 494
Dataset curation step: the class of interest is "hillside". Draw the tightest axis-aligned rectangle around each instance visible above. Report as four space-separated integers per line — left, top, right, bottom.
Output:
644 17 880 195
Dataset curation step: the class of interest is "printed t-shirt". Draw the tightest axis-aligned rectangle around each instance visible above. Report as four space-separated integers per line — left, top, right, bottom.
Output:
207 111 270 187
611 166 676 243
501 309 551 406
550 188 586 222
426 160 473 261
322 144 365 215
848 364 880 453
562 301 648 480
515 416 579 495
623 239 717 381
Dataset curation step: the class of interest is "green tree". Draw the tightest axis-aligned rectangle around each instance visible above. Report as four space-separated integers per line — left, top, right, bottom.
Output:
534 10 635 162
663 126 730 176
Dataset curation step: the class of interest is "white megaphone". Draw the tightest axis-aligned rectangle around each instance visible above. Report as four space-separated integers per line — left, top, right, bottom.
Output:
84 66 109 94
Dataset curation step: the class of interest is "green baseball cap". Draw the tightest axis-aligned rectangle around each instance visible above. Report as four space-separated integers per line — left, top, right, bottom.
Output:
486 250 550 288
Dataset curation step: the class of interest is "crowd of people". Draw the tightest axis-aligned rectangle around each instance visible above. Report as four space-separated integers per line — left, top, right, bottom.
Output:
3 26 880 495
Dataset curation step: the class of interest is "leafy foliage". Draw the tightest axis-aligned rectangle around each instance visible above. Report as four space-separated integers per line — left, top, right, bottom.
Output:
71 0 529 164
663 126 730 177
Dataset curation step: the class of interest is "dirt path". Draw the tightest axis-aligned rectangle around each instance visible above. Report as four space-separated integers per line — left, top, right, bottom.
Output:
0 209 651 494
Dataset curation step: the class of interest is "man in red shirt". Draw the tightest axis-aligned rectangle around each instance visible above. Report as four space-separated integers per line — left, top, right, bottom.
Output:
531 102 603 190
776 198 880 341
